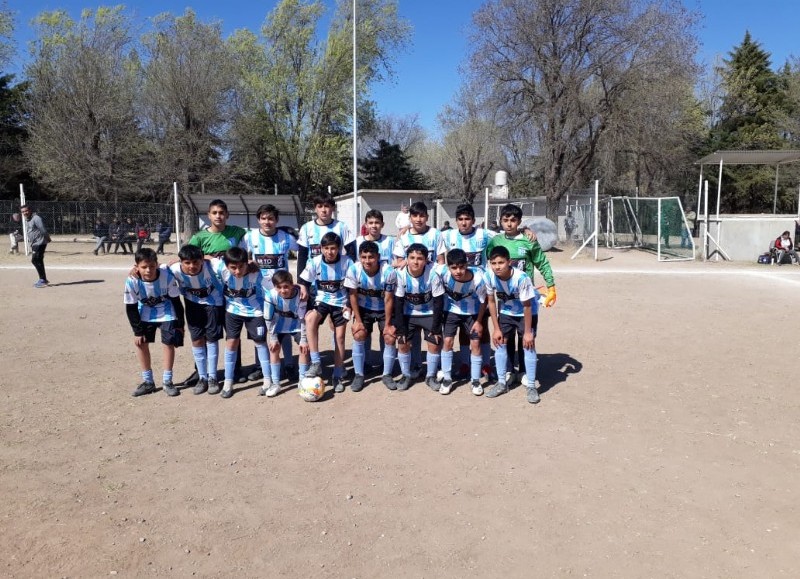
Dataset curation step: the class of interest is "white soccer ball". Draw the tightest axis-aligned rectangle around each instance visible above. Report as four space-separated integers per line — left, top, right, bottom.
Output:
298 376 326 402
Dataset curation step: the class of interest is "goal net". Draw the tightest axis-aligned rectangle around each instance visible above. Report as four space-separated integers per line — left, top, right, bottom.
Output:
599 196 694 261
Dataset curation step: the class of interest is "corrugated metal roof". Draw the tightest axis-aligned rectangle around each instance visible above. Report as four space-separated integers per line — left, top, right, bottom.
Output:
696 150 800 165
184 194 303 216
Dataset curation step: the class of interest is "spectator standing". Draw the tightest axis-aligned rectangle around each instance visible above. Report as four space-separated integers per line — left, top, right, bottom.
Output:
156 221 172 255
135 221 149 252
92 219 108 255
395 205 411 235
21 204 50 288
123 218 136 254
564 211 576 244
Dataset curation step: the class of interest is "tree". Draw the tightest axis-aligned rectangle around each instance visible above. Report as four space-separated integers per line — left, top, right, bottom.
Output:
360 139 428 189
470 0 700 218
140 9 236 194
0 74 31 198
228 0 410 198
24 7 145 201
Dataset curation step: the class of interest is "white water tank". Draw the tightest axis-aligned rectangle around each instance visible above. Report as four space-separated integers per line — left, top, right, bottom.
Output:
493 171 508 198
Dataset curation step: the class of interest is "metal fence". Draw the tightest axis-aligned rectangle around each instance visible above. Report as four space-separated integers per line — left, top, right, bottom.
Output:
1 200 175 236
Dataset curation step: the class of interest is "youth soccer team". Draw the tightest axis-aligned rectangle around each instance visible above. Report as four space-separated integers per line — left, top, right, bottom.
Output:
123 194 557 404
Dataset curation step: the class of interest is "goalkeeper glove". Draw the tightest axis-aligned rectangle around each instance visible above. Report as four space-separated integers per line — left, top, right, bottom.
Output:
544 286 557 308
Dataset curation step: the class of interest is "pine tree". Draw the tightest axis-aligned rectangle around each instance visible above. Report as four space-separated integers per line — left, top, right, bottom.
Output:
359 140 428 190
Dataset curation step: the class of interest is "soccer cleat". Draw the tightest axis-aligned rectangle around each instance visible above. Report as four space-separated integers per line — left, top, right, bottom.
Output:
193 378 208 395
33 279 48 288
247 368 263 382
162 381 179 397
381 374 397 391
526 387 541 404
221 387 234 399
485 382 508 398
438 378 453 395
333 378 346 393
471 380 484 396
132 381 156 397
207 378 221 395
265 382 281 397
426 375 441 391
305 361 322 378
350 374 365 393
396 375 412 391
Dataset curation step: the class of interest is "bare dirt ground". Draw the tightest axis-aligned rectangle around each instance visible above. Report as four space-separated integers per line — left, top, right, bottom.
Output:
1 239 799 578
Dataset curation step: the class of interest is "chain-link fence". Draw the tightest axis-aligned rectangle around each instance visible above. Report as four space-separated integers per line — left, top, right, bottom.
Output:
0 200 175 236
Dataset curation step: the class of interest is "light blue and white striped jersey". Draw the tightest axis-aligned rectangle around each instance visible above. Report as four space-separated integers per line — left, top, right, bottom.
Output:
211 258 266 317
443 228 496 270
168 261 224 306
264 286 307 341
484 269 537 317
344 262 396 311
356 234 394 265
123 268 181 323
394 263 445 317
298 219 355 257
392 226 446 263
439 266 488 316
300 254 353 307
243 229 298 289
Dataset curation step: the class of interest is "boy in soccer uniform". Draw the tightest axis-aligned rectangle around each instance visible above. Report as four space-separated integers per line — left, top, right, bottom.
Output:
484 245 541 404
262 271 309 397
124 248 185 397
344 240 398 392
169 244 225 395
356 209 395 265
392 201 446 268
243 203 299 381
438 248 488 396
386 243 445 391
210 247 272 399
297 193 356 275
485 203 557 382
300 232 354 392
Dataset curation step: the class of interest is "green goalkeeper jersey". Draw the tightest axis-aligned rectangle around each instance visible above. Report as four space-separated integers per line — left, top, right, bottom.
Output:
485 232 555 288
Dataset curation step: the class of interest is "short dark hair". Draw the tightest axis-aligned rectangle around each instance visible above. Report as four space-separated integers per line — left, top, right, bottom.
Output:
364 209 384 223
135 247 158 264
320 231 341 247
489 246 511 261
178 244 204 261
359 240 379 256
409 202 428 216
406 242 428 258
312 193 336 208
208 199 228 212
446 248 468 266
455 204 475 220
272 270 294 286
500 203 522 220
223 246 249 265
257 204 279 219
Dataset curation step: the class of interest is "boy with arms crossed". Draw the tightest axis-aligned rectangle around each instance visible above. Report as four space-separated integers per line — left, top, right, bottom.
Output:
344 240 398 392
385 243 445 391
300 232 354 393
211 247 272 399
169 244 225 395
438 248 488 396
484 245 541 404
262 271 309 397
124 248 185 397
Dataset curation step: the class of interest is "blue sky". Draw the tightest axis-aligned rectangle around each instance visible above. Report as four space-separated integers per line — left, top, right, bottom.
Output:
7 0 800 134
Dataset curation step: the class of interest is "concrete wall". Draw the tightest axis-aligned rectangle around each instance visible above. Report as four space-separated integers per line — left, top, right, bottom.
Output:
699 215 798 261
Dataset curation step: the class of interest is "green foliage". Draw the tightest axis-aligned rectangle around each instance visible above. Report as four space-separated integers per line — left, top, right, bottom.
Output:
0 74 33 198
360 139 428 189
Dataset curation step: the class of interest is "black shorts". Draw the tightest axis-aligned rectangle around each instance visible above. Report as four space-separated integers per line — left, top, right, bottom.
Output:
498 313 538 339
311 301 348 327
398 315 439 344
141 320 184 347
359 307 386 335
225 312 267 343
185 301 225 342
444 312 480 339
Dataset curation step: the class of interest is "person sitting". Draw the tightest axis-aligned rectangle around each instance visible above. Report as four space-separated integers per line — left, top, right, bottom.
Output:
774 231 799 265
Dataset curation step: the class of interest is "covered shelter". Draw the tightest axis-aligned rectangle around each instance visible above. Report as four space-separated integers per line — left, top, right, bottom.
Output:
184 193 305 232
695 150 800 261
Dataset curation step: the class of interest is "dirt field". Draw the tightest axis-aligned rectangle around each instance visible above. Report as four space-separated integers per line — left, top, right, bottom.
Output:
2 239 799 578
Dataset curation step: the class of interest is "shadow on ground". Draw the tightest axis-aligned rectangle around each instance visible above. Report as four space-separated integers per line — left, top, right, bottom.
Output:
536 352 582 394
